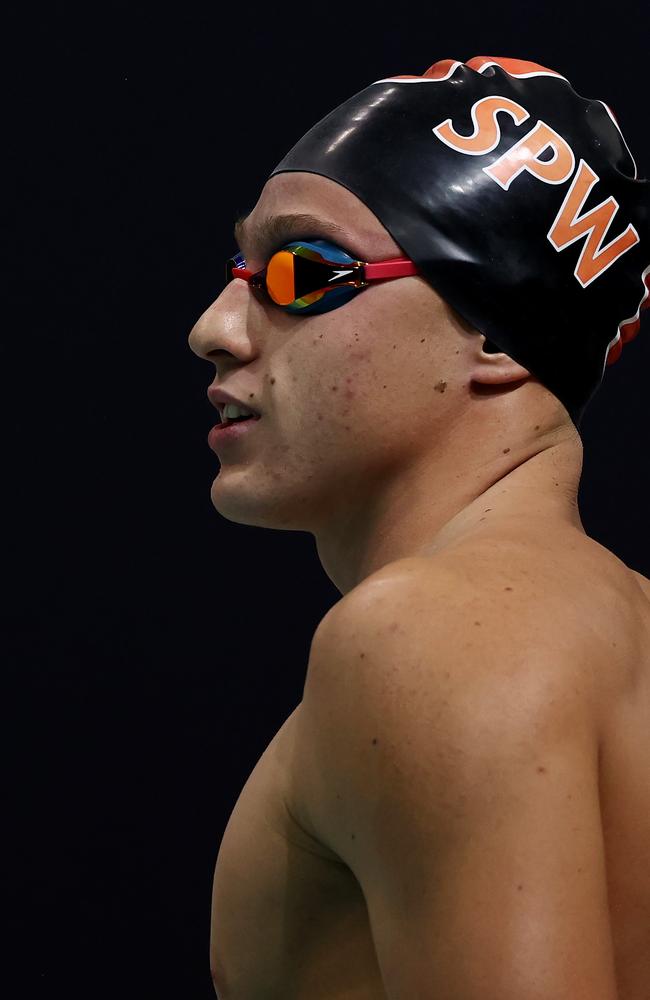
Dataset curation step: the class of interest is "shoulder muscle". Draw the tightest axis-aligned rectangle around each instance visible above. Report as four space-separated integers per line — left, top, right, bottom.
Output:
294 563 618 999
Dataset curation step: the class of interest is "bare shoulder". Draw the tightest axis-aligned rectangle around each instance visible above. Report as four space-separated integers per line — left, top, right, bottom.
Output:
294 536 620 856
310 528 642 696
293 539 626 999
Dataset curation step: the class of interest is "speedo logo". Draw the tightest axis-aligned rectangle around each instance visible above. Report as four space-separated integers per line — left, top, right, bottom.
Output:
432 95 640 288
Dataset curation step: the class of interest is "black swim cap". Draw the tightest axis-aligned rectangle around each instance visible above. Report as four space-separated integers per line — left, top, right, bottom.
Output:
268 56 650 429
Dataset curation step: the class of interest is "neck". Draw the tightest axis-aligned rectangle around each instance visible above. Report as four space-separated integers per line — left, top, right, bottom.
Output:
314 429 584 596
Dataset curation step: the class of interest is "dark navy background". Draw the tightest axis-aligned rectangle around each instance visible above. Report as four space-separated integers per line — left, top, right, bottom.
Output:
5 2 649 997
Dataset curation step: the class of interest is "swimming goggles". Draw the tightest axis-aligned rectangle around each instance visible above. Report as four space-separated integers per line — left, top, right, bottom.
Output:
225 239 420 315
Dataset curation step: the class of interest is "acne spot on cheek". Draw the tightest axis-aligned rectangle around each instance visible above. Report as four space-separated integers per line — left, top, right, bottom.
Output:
434 380 447 393
342 377 356 404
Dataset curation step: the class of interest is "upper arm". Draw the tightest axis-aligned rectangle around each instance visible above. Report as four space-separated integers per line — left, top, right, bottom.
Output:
295 566 619 1000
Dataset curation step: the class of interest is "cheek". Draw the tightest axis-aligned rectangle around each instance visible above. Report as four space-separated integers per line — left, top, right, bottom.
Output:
296 321 377 391
324 347 381 421
288 299 413 422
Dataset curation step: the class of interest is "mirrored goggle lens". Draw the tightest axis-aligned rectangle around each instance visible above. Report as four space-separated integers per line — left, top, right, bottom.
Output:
266 250 297 305
266 243 361 308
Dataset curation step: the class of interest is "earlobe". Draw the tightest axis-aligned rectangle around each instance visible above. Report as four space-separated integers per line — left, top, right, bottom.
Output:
471 334 532 385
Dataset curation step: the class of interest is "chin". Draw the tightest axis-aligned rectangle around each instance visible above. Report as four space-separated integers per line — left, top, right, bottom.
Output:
209 479 315 533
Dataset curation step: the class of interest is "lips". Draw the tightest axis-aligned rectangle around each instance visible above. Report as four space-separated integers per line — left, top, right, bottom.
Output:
208 414 260 450
207 385 262 417
220 412 261 428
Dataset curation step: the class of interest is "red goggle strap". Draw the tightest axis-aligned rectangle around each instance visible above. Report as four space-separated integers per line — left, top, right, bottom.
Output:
364 259 419 280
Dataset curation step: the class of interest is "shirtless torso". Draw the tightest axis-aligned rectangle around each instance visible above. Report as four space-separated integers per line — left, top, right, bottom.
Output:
210 525 650 999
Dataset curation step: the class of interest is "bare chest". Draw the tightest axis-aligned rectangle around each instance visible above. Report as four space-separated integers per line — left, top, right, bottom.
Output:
209 706 387 999
210 557 650 1000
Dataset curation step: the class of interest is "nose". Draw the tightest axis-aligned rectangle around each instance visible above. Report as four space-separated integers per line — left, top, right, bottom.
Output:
187 278 254 363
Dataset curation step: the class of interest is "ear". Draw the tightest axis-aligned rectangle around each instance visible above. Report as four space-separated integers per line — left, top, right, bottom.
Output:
469 334 532 386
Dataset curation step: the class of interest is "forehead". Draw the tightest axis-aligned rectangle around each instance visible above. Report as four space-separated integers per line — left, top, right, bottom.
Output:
236 172 402 258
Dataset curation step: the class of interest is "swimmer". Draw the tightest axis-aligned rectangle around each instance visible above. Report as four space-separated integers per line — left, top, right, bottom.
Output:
188 56 650 999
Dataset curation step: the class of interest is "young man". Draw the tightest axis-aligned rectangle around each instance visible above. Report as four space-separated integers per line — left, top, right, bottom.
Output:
188 57 650 999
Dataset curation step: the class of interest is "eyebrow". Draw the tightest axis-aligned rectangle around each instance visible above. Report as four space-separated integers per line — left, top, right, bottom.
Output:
233 212 357 259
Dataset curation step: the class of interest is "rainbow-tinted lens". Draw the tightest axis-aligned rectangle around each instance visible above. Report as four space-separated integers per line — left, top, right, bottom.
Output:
226 241 365 314
266 241 362 309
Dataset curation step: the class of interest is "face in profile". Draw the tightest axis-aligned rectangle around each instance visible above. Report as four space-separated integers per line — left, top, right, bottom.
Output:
187 171 480 535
